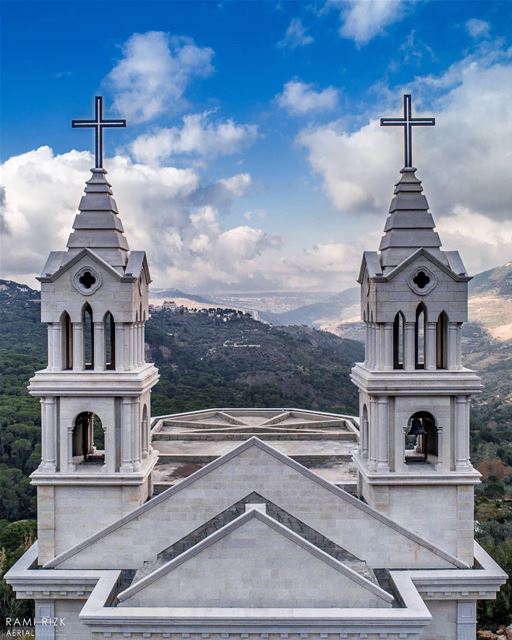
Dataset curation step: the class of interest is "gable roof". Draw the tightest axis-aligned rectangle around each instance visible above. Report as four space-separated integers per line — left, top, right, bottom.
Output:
46 437 466 570
37 248 136 284
116 508 394 605
375 247 471 284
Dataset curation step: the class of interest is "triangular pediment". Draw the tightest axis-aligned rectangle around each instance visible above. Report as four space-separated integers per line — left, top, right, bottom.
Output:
48 437 465 572
117 509 393 609
38 248 132 283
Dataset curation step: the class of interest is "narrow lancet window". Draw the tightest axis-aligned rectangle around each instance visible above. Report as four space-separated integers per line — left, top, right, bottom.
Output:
62 312 73 370
436 311 448 369
104 312 115 370
83 304 94 370
415 304 426 369
393 311 405 369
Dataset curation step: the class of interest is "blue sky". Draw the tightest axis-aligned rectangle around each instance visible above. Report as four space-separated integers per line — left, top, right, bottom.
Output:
1 0 512 292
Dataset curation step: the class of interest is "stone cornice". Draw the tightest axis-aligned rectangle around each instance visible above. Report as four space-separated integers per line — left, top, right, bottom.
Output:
28 365 160 397
351 363 483 396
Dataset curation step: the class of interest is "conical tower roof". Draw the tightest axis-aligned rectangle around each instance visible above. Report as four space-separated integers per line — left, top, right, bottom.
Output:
379 167 444 271
66 168 129 270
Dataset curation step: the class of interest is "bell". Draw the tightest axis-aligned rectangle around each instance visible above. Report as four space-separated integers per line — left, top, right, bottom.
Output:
408 417 426 436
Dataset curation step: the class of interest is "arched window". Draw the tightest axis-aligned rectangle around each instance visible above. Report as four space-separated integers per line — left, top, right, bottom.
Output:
104 312 115 370
436 311 448 369
405 411 438 464
72 412 104 464
393 311 405 369
82 304 94 370
61 312 73 370
415 303 426 369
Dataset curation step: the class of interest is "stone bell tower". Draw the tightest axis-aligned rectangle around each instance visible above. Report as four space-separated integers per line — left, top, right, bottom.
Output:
351 96 481 566
29 98 159 565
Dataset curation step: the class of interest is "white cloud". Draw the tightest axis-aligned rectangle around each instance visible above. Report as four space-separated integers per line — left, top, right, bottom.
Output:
466 18 490 40
0 146 364 293
105 31 214 123
130 112 257 165
331 0 409 46
277 80 339 115
278 18 314 49
297 47 512 275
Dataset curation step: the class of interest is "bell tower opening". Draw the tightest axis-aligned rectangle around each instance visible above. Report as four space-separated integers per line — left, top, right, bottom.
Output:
405 411 438 465
72 411 105 465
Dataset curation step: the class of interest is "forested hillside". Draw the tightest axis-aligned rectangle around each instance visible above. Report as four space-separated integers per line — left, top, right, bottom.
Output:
0 278 511 629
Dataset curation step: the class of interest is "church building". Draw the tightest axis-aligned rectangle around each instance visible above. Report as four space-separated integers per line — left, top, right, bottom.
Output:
6 96 507 640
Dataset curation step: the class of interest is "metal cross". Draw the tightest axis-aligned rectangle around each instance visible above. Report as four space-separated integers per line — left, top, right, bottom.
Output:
72 96 126 169
380 94 435 168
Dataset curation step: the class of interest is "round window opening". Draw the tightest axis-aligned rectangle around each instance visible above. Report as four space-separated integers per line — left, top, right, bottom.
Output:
408 267 436 296
412 271 430 289
79 271 97 289
73 267 102 295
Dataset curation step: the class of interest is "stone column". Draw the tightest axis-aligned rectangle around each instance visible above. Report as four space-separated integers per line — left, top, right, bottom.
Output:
115 323 125 371
364 324 370 365
47 325 55 371
52 323 61 371
41 398 57 472
34 600 56 640
129 324 136 370
72 323 83 370
376 397 390 472
425 321 437 371
93 322 105 371
368 398 378 471
448 322 458 370
141 323 146 364
435 425 444 471
133 400 141 471
120 397 134 473
67 426 75 471
456 601 476 640
455 396 470 471
383 323 393 371
456 323 463 369
404 322 415 371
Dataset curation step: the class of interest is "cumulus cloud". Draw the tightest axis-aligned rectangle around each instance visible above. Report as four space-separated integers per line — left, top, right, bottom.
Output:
277 80 339 115
436 207 512 276
278 18 314 49
330 0 409 46
296 47 512 275
105 31 214 123
466 18 490 40
0 146 364 293
130 112 258 165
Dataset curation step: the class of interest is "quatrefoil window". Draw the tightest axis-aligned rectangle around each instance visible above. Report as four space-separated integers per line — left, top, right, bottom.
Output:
408 267 436 296
73 266 102 295
78 271 96 289
412 271 430 289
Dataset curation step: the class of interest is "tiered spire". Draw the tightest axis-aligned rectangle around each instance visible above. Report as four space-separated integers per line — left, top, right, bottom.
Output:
378 167 442 270
66 168 129 269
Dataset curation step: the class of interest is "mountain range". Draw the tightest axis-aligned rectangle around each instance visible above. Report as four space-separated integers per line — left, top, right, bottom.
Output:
150 262 512 341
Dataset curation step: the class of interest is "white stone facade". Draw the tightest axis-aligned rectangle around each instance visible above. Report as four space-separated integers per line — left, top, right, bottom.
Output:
5 163 507 638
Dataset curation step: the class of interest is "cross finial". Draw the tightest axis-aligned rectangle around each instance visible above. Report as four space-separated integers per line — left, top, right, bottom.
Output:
72 96 126 169
380 94 435 168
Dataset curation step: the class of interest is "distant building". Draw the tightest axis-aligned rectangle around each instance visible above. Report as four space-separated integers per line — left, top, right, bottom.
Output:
162 299 177 310
6 98 507 640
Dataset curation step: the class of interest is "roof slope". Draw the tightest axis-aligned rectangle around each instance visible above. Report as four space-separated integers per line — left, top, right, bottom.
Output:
47 438 466 572
117 509 393 609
